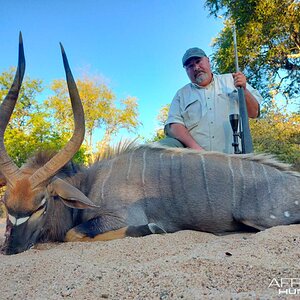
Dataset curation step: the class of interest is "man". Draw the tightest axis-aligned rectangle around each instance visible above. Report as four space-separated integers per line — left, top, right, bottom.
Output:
159 47 262 153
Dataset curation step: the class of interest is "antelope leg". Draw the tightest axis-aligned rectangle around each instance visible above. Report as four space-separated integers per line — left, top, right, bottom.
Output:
65 221 166 242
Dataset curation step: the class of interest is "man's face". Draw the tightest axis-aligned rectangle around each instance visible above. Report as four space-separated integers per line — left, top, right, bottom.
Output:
184 56 212 86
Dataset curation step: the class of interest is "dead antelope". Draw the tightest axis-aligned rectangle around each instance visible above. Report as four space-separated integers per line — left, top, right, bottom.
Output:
1 34 300 255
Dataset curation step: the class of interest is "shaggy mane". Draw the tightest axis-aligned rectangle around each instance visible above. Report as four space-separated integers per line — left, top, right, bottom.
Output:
23 150 80 177
24 151 57 168
94 139 139 161
145 145 300 177
22 144 300 178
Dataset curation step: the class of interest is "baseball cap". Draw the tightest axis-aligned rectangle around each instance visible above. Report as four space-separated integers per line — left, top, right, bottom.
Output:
182 47 207 66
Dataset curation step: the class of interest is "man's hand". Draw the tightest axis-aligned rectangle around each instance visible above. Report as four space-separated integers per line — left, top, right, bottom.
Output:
168 123 205 151
232 72 260 118
233 72 246 89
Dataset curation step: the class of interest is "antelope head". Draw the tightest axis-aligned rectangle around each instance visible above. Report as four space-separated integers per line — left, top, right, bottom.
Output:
0 33 96 255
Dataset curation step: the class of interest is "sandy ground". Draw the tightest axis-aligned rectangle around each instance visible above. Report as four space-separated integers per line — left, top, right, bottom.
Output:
0 219 299 300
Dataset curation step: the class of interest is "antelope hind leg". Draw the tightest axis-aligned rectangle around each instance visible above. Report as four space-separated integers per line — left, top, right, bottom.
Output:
65 219 166 242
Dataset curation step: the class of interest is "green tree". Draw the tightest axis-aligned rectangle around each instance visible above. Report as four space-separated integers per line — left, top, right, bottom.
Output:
149 104 169 142
45 76 140 157
0 68 52 166
205 0 300 104
250 103 300 165
0 67 43 127
0 69 87 166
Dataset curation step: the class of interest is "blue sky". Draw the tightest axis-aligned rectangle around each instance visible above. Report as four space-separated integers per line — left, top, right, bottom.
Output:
0 0 224 143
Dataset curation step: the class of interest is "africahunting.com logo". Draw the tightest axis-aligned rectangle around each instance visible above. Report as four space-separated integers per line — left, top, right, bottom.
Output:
269 278 300 295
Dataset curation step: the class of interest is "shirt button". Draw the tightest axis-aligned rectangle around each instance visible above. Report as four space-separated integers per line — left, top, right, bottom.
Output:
211 121 213 124
212 136 215 138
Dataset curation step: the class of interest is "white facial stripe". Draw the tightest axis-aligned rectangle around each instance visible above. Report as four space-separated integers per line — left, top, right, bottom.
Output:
7 198 47 227
8 214 30 226
8 214 16 225
16 216 30 226
40 198 46 207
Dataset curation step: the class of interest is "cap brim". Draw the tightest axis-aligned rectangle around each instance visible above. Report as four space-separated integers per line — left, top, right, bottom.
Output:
183 55 205 66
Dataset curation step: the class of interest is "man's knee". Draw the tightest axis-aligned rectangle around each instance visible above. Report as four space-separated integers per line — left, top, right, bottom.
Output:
153 137 185 148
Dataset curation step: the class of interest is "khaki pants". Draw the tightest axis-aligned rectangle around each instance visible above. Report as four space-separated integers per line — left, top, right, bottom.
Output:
154 137 185 148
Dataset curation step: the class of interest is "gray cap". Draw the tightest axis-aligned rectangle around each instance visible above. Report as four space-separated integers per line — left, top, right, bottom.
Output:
182 47 207 66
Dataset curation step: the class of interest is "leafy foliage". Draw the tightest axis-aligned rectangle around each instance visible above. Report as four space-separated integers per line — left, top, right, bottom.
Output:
206 0 300 104
148 104 169 142
1 69 55 166
45 75 140 158
250 103 300 165
0 67 43 128
1 69 139 167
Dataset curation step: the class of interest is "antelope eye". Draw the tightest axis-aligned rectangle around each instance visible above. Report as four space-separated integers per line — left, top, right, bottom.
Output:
35 197 47 212
30 199 47 221
31 197 47 217
39 197 47 209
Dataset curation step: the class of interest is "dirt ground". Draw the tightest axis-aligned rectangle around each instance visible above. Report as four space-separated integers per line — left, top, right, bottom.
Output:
0 218 299 299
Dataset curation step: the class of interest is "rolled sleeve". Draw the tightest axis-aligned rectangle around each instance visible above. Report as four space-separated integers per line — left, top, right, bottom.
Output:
165 92 185 127
246 83 263 104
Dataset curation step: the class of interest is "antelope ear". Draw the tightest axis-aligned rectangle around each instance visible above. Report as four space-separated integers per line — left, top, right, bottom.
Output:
47 178 99 209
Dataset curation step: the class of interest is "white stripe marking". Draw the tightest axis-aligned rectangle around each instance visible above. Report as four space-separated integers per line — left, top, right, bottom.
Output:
16 216 30 226
101 159 115 200
8 214 30 226
239 159 246 198
228 157 236 207
8 214 16 225
142 149 147 185
200 154 212 214
127 149 135 181
250 161 258 203
262 165 271 202
159 152 164 162
40 198 46 207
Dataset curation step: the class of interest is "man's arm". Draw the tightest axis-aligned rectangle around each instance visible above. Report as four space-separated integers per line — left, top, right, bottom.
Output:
233 72 260 118
165 90 204 151
244 88 260 118
166 123 204 151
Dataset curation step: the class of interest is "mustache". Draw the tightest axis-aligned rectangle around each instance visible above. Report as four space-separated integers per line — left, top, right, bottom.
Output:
194 70 206 76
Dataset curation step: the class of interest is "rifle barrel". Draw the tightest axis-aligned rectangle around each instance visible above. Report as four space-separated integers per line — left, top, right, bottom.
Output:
233 25 254 153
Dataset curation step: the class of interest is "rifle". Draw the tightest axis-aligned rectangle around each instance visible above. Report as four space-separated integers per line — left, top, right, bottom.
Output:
230 25 254 154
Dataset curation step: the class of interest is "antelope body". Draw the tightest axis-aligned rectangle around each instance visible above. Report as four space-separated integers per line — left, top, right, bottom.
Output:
1 35 299 255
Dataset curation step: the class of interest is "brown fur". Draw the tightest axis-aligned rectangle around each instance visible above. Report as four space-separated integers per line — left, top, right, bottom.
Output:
65 227 128 242
7 178 39 212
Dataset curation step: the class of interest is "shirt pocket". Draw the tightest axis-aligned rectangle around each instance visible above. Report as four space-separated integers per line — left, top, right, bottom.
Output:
217 91 239 116
182 99 202 130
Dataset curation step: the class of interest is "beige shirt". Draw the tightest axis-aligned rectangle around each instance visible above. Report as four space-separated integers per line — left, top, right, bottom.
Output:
165 73 263 154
